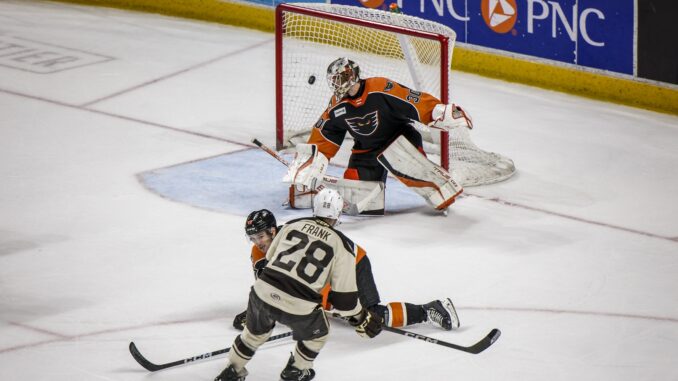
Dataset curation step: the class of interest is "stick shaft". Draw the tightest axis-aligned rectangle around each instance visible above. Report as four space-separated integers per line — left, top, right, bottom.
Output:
129 331 293 372
252 138 290 167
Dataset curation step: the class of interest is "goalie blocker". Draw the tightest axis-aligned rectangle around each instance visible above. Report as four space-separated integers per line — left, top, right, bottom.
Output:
285 138 462 214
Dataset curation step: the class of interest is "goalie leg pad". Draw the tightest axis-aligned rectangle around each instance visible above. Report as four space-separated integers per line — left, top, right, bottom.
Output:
325 177 384 215
288 184 317 209
288 177 384 215
378 135 463 210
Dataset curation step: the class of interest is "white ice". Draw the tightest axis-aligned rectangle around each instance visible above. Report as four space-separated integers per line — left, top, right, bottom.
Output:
1 1 677 380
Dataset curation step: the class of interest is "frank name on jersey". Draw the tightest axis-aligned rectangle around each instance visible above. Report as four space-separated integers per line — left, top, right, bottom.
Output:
300 222 332 241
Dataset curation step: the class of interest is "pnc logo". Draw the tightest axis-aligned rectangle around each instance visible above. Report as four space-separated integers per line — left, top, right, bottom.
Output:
481 0 518 34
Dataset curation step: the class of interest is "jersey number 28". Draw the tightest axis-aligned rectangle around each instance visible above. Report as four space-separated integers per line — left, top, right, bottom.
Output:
271 230 334 283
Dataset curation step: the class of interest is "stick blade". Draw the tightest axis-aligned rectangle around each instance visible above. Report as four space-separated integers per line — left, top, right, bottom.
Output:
467 328 501 354
129 342 162 372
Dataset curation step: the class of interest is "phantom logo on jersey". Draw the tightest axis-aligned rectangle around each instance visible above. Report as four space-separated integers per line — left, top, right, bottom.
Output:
345 111 379 136
481 0 517 34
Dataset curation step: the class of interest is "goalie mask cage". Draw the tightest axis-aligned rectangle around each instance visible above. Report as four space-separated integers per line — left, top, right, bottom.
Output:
275 3 515 186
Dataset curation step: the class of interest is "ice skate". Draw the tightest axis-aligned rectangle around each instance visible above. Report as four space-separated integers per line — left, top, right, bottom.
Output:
423 298 460 331
280 353 316 381
214 364 247 381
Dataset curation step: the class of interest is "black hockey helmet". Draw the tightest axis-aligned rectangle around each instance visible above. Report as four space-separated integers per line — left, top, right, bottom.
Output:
245 209 277 236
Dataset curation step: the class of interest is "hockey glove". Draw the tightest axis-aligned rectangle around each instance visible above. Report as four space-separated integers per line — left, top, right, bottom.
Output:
253 259 267 280
348 309 382 338
232 310 247 331
430 103 473 130
283 143 328 188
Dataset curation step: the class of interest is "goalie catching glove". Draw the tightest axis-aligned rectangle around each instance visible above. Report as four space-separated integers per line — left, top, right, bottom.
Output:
430 103 473 130
283 143 328 188
348 309 383 338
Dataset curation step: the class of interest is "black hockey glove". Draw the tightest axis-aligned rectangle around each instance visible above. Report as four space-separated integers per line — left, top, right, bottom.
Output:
349 309 382 338
232 310 247 331
253 259 268 279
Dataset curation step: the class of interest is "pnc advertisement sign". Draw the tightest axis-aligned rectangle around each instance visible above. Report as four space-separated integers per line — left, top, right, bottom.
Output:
334 0 635 75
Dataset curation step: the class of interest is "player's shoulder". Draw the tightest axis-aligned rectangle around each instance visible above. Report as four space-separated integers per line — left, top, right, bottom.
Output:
280 216 325 232
364 77 391 90
284 216 316 226
324 224 357 256
364 77 406 95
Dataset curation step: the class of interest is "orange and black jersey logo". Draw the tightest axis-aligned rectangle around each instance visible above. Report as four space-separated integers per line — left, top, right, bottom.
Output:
308 77 441 159
345 110 379 136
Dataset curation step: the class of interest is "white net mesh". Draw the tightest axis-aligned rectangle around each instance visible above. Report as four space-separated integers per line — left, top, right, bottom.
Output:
277 3 515 186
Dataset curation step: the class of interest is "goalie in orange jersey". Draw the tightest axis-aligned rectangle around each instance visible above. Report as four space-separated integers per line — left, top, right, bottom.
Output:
285 57 471 214
233 209 460 332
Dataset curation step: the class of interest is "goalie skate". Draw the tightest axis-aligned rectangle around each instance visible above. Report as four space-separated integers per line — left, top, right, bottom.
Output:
423 298 460 331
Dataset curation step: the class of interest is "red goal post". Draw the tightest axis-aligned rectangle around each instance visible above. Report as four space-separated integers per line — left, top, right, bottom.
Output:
275 3 515 186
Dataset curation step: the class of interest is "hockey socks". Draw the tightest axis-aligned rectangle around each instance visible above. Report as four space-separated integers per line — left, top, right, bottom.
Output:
372 302 427 328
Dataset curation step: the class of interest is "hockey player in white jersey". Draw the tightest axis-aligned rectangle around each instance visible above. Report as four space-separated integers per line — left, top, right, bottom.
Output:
215 189 382 381
233 208 460 333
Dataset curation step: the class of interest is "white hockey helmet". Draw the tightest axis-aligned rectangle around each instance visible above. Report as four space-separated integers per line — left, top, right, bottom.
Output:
326 57 360 99
313 188 344 221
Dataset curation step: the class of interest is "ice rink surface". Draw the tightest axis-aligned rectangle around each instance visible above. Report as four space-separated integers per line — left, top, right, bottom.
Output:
1 1 678 380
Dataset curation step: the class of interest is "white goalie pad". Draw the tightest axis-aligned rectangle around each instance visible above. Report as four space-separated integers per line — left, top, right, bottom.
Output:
287 176 385 216
378 135 463 210
282 144 328 188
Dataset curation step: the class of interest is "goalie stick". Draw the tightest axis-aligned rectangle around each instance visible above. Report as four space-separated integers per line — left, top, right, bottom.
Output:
252 138 291 167
128 331 293 372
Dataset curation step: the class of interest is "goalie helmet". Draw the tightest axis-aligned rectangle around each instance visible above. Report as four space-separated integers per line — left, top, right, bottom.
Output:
245 209 277 236
326 57 360 99
313 188 344 221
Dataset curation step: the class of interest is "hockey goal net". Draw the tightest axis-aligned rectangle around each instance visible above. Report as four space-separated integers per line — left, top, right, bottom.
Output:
275 3 515 186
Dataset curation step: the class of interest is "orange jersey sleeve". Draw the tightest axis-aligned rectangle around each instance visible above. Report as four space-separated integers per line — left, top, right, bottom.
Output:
356 244 367 264
250 245 266 273
320 283 332 310
307 123 341 159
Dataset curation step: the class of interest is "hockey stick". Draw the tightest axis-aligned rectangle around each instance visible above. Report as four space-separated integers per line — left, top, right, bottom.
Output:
329 312 500 354
252 138 291 167
382 326 501 354
252 137 331 185
128 331 293 372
